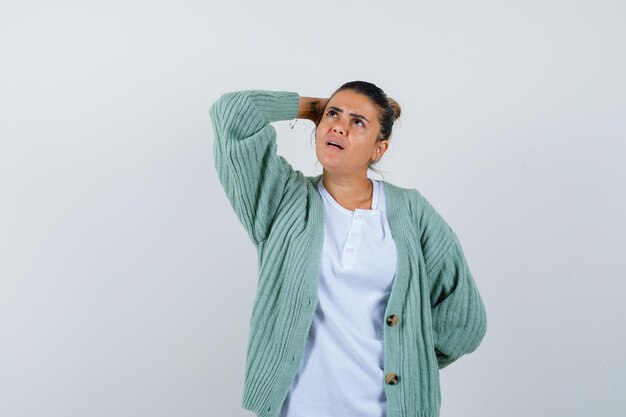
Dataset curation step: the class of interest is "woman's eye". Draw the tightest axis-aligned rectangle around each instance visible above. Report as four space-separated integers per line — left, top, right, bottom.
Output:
354 119 364 127
327 110 337 117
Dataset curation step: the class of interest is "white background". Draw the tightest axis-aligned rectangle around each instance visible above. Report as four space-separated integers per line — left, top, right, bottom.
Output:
1 1 625 416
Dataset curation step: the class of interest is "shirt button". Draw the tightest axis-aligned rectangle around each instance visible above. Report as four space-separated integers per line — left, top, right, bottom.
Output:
385 372 400 385
345 248 354 253
354 214 361 220
350 232 358 237
386 314 399 327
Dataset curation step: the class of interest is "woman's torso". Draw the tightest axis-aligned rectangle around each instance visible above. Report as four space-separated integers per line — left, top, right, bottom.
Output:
279 177 398 417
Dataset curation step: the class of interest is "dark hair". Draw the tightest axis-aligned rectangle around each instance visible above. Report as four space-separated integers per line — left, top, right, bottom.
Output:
328 81 401 171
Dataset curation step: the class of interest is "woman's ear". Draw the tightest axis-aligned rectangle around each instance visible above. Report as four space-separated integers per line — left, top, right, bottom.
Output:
376 142 389 162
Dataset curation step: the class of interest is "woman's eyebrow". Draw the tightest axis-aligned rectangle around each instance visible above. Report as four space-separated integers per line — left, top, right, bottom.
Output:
328 106 370 123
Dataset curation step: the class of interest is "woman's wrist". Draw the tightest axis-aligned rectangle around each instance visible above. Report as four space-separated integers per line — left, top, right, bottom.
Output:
298 96 328 124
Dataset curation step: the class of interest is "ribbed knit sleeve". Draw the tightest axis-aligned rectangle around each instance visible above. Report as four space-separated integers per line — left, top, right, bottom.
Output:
418 195 487 369
209 90 300 245
429 235 487 369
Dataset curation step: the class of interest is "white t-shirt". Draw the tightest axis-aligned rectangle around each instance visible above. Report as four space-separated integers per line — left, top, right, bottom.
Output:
279 177 398 417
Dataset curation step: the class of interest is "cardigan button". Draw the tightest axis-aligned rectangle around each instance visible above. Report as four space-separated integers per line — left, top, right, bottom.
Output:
386 314 399 326
385 372 400 385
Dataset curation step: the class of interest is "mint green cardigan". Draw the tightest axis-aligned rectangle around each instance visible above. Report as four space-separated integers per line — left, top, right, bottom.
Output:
209 90 487 417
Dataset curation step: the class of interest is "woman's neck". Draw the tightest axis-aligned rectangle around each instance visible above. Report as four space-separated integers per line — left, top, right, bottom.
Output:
321 171 373 211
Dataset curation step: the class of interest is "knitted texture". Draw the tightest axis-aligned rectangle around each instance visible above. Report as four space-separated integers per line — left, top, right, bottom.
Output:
209 90 487 417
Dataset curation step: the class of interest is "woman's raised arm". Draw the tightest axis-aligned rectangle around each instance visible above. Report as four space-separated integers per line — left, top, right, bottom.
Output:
209 90 301 245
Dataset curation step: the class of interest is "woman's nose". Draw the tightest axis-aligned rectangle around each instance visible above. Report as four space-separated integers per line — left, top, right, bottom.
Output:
332 124 345 135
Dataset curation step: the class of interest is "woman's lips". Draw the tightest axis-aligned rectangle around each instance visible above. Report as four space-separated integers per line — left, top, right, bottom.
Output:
326 137 345 150
327 143 343 150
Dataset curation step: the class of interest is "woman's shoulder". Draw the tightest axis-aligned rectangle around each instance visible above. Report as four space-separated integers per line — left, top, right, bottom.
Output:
379 179 454 233
377 178 425 207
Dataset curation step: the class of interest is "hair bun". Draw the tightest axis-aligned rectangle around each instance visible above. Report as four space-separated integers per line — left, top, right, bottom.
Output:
387 97 401 121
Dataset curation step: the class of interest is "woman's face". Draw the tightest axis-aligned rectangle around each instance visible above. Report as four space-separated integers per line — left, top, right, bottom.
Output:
315 89 386 174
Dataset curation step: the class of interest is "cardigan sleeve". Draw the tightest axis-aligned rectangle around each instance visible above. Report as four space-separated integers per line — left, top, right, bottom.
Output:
209 90 300 245
418 195 488 369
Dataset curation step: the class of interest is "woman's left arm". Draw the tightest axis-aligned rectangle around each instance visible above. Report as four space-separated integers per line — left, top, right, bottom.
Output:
428 233 488 369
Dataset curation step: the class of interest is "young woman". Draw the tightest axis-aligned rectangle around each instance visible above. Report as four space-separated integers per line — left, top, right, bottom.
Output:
209 81 487 417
